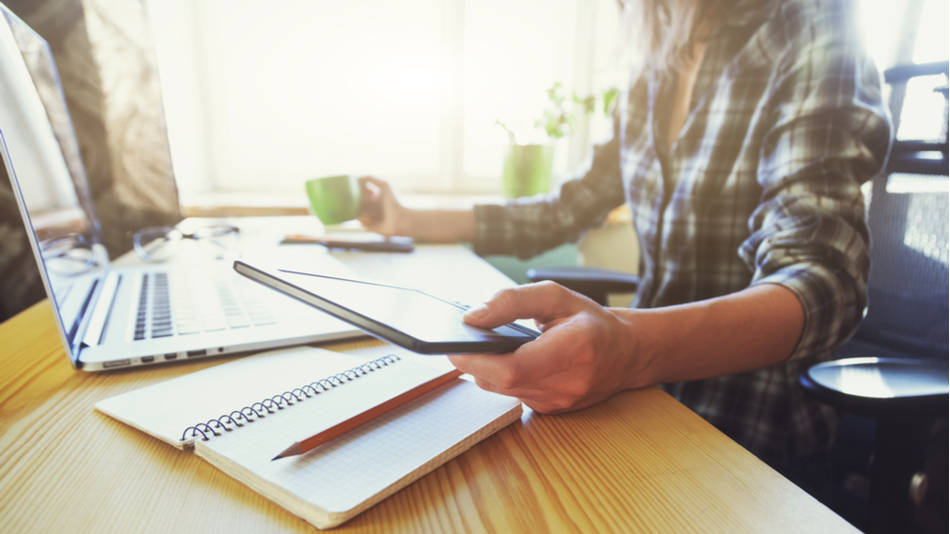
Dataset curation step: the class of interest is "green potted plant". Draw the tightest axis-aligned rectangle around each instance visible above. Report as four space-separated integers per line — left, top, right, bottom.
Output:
496 83 618 198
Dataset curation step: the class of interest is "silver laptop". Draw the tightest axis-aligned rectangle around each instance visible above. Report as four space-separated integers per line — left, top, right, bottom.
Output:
0 6 362 371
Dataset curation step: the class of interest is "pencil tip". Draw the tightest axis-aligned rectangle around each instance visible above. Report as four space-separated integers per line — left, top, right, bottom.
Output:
272 443 299 461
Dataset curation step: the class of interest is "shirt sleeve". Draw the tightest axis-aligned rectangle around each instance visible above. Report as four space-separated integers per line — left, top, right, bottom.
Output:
740 6 892 362
473 119 626 259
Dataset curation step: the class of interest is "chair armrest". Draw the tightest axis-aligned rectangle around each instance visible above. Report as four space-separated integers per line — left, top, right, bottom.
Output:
525 266 639 306
800 357 949 418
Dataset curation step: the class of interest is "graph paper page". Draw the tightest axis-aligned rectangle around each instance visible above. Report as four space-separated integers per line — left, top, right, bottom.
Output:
194 378 521 518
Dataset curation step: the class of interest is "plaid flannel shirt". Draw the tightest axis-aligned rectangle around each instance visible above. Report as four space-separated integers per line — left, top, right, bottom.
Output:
472 0 891 464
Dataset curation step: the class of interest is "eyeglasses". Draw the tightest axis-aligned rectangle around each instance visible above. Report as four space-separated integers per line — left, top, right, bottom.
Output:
40 233 103 276
133 224 240 263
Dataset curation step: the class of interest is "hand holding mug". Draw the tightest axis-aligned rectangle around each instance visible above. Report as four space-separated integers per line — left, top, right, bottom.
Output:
358 176 413 237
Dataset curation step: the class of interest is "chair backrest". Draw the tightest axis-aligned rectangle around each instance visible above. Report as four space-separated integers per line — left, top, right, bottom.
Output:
857 175 948 358
850 62 949 360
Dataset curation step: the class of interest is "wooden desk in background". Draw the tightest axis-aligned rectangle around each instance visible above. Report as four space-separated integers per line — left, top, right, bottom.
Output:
0 232 857 533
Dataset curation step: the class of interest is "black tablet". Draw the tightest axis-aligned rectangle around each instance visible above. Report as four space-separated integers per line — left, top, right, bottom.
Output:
233 261 539 354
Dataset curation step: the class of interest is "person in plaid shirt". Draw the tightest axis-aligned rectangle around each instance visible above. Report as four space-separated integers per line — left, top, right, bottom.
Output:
359 0 891 477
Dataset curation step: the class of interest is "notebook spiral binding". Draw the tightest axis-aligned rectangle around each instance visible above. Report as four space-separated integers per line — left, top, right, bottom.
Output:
179 354 402 442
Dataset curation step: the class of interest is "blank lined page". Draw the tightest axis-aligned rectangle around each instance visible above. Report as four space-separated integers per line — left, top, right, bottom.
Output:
194 379 521 525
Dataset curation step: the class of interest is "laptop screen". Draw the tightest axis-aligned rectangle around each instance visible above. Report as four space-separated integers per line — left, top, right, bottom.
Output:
0 6 109 362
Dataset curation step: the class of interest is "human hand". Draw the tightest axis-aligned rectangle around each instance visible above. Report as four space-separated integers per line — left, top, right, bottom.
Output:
450 281 648 413
358 175 411 237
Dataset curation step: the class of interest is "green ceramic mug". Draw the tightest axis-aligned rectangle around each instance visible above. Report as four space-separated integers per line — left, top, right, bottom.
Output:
305 175 362 225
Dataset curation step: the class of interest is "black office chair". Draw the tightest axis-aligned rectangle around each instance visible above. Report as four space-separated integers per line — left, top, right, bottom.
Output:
799 61 949 534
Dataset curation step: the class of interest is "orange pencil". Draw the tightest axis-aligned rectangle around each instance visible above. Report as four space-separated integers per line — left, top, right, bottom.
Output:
271 368 464 460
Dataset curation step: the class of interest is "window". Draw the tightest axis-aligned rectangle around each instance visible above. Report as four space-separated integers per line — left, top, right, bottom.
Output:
149 1 946 204
855 0 948 140
147 0 621 203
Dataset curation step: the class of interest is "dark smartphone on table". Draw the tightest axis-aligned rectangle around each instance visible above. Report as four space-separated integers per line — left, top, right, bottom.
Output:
280 234 414 253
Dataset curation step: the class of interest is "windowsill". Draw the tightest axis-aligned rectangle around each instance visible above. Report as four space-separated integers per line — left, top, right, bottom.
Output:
181 191 507 218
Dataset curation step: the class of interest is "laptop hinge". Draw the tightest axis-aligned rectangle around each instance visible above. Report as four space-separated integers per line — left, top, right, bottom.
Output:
81 272 121 348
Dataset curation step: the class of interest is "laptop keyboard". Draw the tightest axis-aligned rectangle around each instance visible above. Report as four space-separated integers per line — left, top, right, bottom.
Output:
133 272 276 341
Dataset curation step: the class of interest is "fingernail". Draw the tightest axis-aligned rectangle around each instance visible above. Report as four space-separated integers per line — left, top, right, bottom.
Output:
464 305 489 320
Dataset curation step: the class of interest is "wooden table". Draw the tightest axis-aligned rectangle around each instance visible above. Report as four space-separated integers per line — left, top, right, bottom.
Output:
0 237 857 532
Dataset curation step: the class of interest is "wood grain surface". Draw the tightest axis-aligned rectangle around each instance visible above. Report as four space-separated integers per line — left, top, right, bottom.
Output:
0 299 858 533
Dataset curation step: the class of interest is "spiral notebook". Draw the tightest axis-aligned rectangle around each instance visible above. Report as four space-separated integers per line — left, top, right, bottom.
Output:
95 345 522 529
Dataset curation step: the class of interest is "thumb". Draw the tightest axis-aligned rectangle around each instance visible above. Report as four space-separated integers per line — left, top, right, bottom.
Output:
463 281 588 329
358 175 396 203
